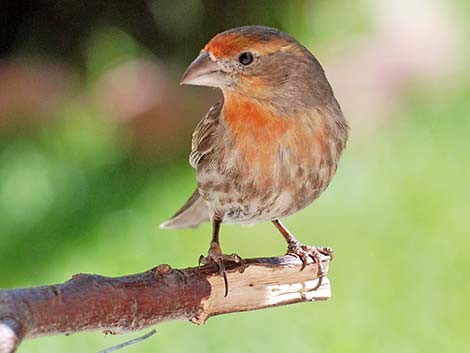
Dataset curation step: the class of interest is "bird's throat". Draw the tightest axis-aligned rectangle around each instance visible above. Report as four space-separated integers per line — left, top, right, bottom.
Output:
223 93 291 146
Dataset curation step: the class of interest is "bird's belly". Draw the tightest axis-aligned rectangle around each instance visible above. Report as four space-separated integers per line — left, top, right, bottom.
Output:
198 161 335 224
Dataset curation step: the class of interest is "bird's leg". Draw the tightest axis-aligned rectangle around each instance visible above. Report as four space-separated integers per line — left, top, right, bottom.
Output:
199 216 245 296
199 217 243 265
272 219 333 290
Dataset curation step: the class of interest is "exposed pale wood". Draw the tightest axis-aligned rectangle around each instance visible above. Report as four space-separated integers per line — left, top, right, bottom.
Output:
193 256 330 323
0 255 331 353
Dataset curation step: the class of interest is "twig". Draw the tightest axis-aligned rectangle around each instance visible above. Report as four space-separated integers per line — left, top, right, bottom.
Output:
0 254 331 353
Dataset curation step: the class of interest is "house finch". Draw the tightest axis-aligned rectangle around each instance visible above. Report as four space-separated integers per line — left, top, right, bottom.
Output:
161 26 348 292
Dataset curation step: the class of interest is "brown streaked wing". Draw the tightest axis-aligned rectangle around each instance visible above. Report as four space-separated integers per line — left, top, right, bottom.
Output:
189 101 223 168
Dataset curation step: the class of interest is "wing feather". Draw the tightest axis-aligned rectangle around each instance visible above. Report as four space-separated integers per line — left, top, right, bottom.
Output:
189 101 223 168
160 102 223 229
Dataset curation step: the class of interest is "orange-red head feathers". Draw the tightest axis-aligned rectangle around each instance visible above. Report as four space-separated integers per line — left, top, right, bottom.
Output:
181 26 340 116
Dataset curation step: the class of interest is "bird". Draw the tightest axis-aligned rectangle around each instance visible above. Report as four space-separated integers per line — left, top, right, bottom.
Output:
161 25 349 292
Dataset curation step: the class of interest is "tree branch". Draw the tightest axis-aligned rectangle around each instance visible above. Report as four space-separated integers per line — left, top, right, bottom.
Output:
0 255 331 353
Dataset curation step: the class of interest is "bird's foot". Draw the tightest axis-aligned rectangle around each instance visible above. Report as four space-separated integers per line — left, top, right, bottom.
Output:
287 241 333 290
198 242 244 267
198 242 245 297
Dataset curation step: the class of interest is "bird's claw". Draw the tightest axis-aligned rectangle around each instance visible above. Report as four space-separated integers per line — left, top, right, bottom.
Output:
199 242 243 266
287 241 332 290
198 242 245 297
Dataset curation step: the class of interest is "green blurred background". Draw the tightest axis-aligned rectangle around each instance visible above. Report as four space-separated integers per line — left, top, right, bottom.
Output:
1 0 469 352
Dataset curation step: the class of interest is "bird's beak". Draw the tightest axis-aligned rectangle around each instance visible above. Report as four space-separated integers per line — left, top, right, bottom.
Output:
180 51 228 87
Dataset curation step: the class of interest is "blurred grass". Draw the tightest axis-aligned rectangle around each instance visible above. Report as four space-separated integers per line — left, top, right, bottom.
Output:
0 77 465 353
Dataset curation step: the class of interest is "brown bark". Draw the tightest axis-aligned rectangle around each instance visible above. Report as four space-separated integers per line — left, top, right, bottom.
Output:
0 255 331 353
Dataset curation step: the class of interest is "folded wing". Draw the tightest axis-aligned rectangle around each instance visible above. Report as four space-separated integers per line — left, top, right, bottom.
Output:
160 101 223 229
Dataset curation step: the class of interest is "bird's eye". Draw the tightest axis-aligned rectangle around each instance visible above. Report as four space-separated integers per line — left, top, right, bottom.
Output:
238 52 254 66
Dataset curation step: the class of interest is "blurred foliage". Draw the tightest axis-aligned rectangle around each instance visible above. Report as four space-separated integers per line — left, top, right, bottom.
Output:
1 0 294 65
0 0 469 353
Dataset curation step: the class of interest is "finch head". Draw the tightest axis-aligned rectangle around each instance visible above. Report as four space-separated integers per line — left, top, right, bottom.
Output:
181 26 336 112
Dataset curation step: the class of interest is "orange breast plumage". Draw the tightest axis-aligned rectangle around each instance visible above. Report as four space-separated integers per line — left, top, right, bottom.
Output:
195 94 341 223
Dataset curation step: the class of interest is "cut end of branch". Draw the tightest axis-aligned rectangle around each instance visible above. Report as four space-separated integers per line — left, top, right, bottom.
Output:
191 255 331 324
0 319 22 353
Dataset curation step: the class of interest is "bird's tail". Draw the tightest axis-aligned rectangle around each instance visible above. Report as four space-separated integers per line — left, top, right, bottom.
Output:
160 189 210 229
